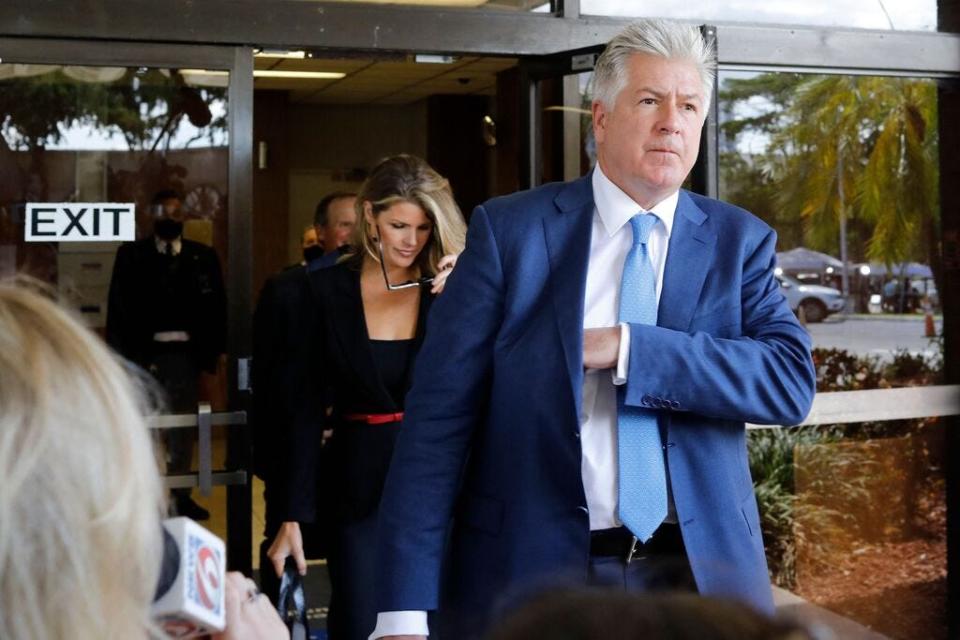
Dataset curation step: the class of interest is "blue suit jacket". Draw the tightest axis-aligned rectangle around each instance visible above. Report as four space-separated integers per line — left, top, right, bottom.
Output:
376 174 816 630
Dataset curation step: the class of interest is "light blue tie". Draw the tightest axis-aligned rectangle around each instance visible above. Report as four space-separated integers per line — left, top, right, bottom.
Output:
617 213 668 542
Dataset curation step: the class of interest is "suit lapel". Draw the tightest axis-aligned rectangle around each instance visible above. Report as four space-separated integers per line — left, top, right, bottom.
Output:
658 191 716 331
543 174 595 420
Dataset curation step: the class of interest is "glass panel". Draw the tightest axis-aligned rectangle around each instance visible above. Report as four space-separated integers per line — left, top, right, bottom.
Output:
750 418 946 639
724 69 947 638
0 62 231 538
580 0 937 32
720 70 942 354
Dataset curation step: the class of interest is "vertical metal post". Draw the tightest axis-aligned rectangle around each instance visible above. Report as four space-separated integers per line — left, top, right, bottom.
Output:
197 402 213 496
691 25 719 199
555 0 580 18
939 77 960 640
226 44 254 575
837 142 850 312
562 74 582 182
519 62 542 190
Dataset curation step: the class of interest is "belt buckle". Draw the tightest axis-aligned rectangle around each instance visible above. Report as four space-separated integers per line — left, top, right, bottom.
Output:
625 535 640 564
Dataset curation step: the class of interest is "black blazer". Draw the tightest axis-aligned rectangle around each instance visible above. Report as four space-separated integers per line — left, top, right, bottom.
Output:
280 260 433 524
106 236 226 373
251 264 318 483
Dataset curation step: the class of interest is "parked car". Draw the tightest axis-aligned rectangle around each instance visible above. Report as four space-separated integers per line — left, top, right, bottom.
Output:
776 273 845 323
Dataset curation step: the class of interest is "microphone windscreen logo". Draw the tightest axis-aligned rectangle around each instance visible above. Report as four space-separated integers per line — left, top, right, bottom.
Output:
195 546 221 611
187 534 223 616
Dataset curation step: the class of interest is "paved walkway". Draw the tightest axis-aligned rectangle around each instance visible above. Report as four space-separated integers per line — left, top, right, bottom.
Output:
805 315 942 361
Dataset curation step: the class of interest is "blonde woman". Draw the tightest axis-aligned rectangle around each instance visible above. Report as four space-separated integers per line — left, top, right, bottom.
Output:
0 280 286 640
267 155 467 640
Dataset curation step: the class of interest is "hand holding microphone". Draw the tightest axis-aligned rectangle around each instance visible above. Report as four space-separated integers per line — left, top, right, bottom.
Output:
153 517 288 639
212 573 290 640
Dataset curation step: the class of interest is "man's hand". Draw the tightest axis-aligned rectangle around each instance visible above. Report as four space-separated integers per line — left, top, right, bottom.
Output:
583 326 620 370
267 521 306 578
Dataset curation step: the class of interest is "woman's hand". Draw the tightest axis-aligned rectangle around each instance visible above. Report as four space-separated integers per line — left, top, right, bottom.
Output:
430 253 459 295
266 521 306 578
212 572 289 640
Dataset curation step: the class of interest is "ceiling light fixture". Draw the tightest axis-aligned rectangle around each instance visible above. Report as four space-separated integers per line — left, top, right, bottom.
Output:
254 70 345 79
255 49 308 59
414 54 457 64
180 69 229 77
181 69 346 80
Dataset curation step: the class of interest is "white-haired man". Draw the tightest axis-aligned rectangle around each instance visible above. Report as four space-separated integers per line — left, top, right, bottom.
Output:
372 19 815 639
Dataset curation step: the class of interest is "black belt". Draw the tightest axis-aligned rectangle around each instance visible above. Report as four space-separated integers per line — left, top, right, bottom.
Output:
589 523 683 563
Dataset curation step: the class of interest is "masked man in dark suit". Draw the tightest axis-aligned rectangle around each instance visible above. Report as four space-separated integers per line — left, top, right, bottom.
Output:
372 20 815 639
106 189 226 521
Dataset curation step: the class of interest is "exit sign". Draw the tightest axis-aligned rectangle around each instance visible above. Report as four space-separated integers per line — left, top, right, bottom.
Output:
25 203 135 242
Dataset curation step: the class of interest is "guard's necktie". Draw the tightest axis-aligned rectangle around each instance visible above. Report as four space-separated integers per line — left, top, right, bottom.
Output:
617 212 668 542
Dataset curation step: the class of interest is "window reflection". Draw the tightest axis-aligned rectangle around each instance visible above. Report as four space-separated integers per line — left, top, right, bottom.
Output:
724 69 947 638
0 64 229 328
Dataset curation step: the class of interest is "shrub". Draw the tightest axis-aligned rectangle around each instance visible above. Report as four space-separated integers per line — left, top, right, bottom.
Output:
750 345 944 588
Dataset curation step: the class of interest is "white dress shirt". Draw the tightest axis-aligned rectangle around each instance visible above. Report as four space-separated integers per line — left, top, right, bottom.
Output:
152 235 190 343
370 164 679 639
154 235 182 256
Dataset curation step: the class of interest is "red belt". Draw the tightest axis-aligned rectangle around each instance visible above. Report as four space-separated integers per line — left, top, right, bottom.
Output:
343 412 404 425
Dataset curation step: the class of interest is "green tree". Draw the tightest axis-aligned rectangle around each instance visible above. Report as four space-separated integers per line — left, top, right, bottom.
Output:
770 76 939 273
720 73 940 289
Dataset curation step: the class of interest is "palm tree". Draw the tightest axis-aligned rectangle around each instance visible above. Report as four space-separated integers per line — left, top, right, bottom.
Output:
768 76 939 285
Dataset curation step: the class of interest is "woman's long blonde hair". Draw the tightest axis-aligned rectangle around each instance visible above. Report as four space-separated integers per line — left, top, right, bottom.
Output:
350 154 467 275
0 279 164 640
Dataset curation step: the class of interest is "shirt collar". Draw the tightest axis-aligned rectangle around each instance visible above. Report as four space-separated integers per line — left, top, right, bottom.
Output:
591 163 678 239
155 235 182 256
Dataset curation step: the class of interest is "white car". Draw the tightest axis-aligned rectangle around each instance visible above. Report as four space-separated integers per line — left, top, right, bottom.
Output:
776 274 846 323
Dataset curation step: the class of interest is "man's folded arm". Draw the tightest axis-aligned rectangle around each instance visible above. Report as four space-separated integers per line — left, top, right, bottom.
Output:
624 229 815 425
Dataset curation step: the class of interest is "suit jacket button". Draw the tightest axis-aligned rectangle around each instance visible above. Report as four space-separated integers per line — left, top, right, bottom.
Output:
655 398 666 408
671 400 680 410
641 395 651 404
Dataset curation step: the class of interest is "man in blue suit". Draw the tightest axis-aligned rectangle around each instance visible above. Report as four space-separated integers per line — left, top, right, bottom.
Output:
371 19 815 639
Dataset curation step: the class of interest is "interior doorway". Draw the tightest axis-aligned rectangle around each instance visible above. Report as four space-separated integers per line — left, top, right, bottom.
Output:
250 51 518 291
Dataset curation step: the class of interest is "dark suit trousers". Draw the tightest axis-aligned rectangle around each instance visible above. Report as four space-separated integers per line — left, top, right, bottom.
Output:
151 343 199 500
587 525 697 593
326 511 379 640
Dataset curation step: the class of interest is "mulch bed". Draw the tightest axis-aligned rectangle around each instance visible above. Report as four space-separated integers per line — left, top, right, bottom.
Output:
795 483 947 640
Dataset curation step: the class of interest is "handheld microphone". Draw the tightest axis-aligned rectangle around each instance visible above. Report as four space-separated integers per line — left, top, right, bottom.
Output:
152 517 227 638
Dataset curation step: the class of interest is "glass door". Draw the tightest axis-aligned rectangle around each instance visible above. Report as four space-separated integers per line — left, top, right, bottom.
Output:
0 37 254 572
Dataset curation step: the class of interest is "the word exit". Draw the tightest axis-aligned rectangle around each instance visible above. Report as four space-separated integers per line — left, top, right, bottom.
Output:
25 203 136 242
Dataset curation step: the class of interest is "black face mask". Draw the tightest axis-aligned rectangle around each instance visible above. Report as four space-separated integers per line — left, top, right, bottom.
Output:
303 244 325 263
154 218 183 241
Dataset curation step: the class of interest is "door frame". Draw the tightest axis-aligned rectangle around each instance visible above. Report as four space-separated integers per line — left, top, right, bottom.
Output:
0 37 255 572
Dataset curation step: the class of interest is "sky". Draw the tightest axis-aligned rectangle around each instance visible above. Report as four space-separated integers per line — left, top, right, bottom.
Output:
2 98 229 152
578 0 936 31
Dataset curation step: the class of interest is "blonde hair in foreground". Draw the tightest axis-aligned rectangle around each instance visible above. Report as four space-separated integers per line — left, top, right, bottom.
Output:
0 279 164 640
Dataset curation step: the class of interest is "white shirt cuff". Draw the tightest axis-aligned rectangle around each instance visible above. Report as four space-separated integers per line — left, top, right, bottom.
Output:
369 611 429 639
612 322 630 385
